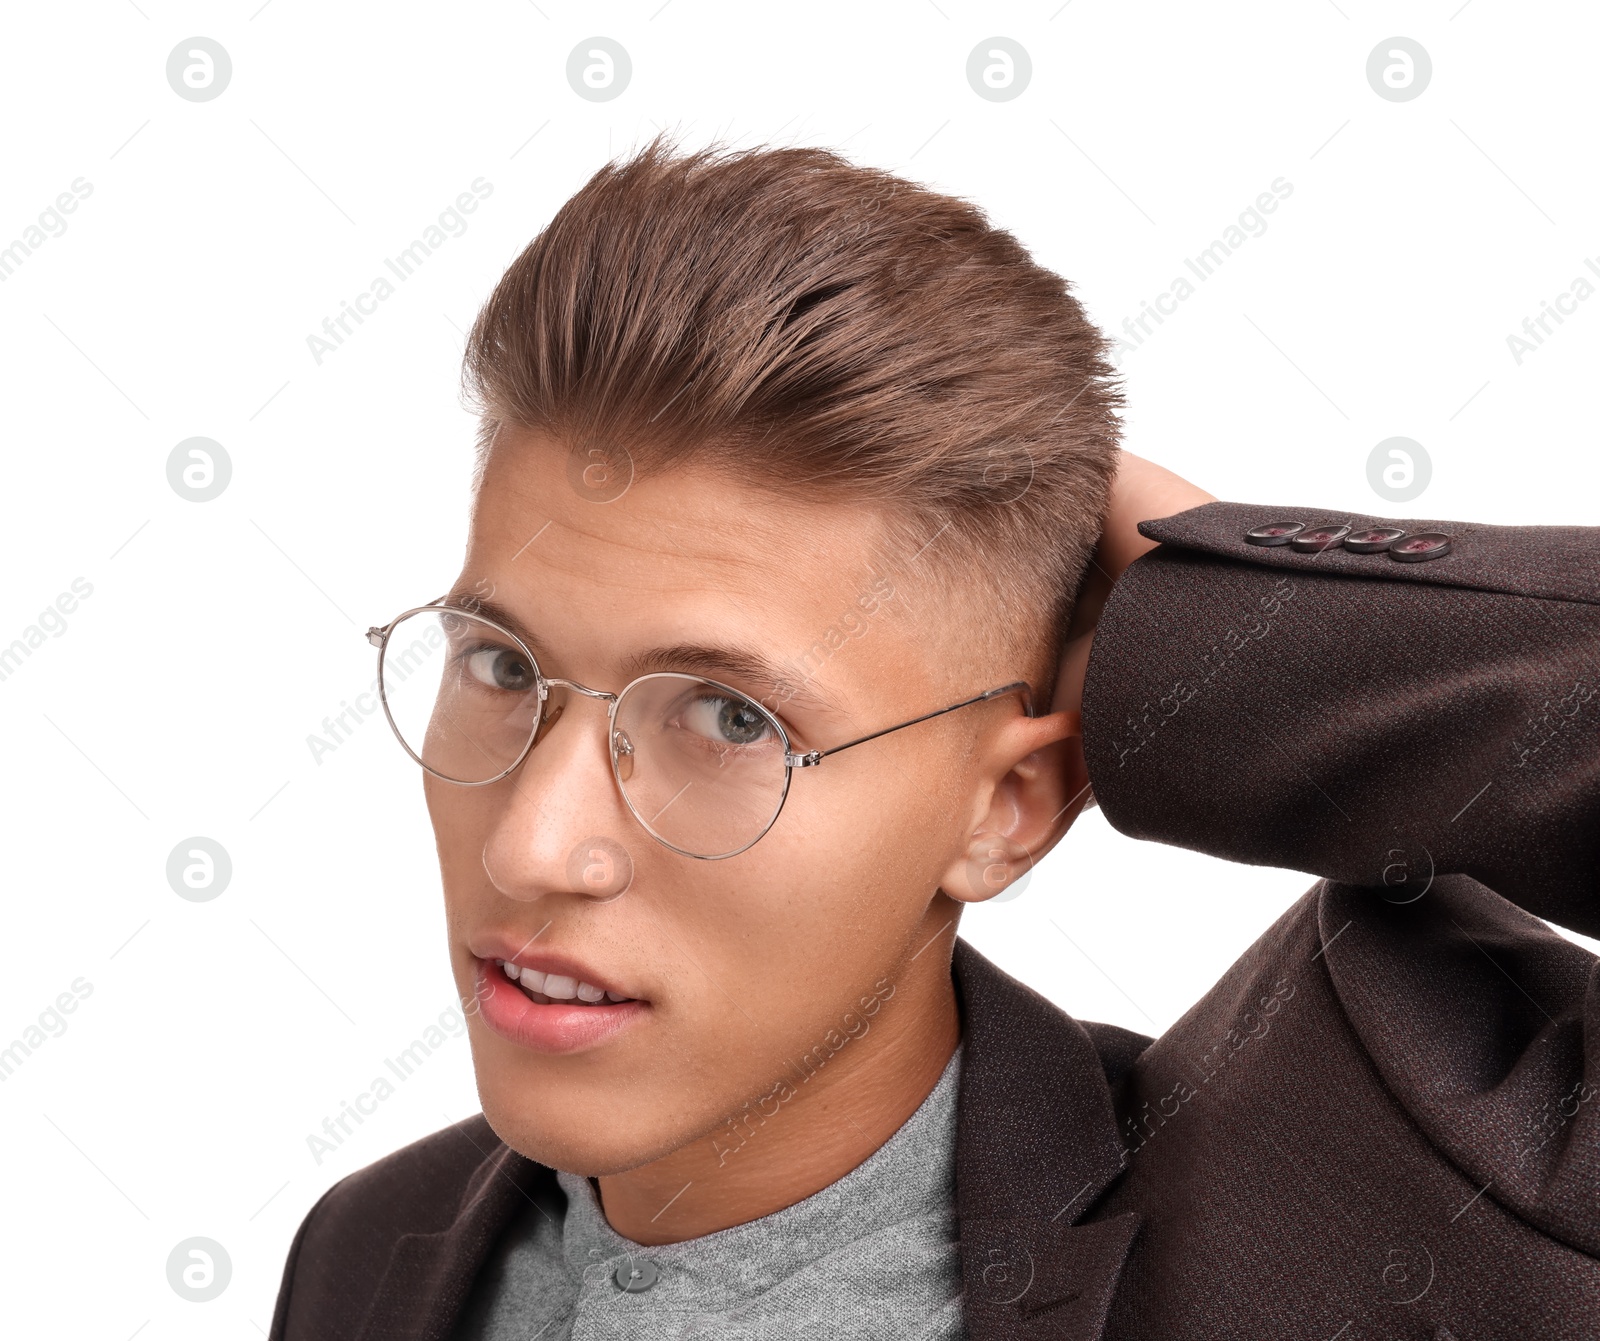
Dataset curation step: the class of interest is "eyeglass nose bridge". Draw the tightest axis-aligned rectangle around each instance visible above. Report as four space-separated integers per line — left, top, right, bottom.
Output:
540 675 619 706
537 675 623 735
535 676 636 777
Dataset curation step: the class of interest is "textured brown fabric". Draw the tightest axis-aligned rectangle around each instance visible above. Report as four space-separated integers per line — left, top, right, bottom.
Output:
271 501 1600 1340
1077 501 1600 1338
1103 504 1600 934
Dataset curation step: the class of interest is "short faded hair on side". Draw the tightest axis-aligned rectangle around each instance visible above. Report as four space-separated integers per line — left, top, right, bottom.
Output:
462 134 1122 698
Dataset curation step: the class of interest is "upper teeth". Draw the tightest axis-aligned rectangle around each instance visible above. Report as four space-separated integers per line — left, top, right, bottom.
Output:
497 960 632 1003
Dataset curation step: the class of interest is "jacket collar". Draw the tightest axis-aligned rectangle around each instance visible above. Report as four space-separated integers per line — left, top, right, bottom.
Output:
356 938 1136 1341
356 1122 554 1341
952 938 1140 1340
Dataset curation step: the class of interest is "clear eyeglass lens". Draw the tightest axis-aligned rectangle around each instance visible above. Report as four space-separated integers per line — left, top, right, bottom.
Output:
611 674 789 859
378 615 791 857
379 608 541 783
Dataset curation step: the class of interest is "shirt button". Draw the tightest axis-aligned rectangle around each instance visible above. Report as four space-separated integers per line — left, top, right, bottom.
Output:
1387 532 1453 563
1290 524 1351 553
1245 521 1305 546
1344 526 1407 553
613 1258 660 1293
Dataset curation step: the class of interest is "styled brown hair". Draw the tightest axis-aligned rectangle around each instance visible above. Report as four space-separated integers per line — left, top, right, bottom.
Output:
463 134 1121 695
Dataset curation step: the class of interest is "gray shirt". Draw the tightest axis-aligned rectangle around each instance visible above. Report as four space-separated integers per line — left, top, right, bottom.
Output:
450 1045 965 1340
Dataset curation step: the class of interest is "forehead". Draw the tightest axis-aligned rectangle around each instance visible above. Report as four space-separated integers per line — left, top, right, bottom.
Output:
470 430 886 600
463 430 951 711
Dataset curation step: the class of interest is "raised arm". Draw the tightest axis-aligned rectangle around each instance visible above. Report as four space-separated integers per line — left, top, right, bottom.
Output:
1061 475 1600 936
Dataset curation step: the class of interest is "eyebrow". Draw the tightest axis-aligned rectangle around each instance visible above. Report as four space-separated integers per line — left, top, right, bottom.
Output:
443 592 842 718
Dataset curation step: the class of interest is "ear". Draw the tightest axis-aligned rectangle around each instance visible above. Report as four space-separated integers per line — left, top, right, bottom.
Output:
939 708 1092 905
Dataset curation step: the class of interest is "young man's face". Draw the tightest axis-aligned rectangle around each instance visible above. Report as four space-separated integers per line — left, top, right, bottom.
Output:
432 427 1076 1181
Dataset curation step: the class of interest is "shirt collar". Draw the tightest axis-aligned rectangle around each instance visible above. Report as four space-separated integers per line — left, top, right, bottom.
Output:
552 1043 964 1306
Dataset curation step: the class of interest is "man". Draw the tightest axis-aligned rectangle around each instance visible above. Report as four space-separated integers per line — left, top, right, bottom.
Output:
270 139 1600 1339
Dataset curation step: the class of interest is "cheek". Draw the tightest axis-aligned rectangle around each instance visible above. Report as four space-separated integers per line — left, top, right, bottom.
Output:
613 775 932 1036
424 775 474 866
734 751 957 946
789 738 964 868
425 776 502 917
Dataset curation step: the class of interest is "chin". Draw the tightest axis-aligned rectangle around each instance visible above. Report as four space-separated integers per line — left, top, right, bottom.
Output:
463 1038 689 1176
475 1083 684 1177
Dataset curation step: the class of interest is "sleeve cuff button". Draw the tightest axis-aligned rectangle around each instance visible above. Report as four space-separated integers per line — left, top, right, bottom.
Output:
1291 525 1351 553
1345 527 1407 552
1245 521 1305 546
1387 532 1453 562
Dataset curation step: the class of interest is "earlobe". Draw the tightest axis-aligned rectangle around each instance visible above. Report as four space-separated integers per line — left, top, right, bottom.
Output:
943 830 1033 903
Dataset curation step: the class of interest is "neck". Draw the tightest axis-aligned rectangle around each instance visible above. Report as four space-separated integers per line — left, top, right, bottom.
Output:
595 905 964 1244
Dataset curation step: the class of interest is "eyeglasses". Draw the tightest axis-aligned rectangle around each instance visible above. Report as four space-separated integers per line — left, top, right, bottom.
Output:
366 599 1034 861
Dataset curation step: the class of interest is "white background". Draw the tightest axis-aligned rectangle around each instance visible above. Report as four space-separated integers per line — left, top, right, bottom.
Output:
2 2 1597 1335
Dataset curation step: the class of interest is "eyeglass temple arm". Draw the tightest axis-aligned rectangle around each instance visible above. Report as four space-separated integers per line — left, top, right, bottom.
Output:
786 680 1035 769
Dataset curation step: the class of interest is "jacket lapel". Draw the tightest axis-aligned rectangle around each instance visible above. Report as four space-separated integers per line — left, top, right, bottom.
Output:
357 1122 554 1341
952 938 1140 1341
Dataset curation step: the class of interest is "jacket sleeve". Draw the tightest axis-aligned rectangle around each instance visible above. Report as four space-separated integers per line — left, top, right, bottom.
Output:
1081 500 1600 937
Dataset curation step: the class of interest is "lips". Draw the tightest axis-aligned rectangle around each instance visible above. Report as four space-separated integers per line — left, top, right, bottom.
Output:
469 936 644 1000
469 949 651 1055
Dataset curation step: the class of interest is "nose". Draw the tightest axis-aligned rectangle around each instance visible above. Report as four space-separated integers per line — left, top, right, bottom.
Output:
478 686 636 903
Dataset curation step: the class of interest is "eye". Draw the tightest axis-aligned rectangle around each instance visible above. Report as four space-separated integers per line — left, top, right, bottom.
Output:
463 645 536 693
679 692 775 748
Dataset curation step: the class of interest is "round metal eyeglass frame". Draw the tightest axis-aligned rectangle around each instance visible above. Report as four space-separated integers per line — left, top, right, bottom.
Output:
366 597 1035 861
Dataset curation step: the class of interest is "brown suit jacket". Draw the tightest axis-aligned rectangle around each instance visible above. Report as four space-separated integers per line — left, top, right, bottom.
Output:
270 501 1600 1340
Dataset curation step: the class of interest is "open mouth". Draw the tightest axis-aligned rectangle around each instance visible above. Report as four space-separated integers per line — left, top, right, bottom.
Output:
494 959 639 1006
